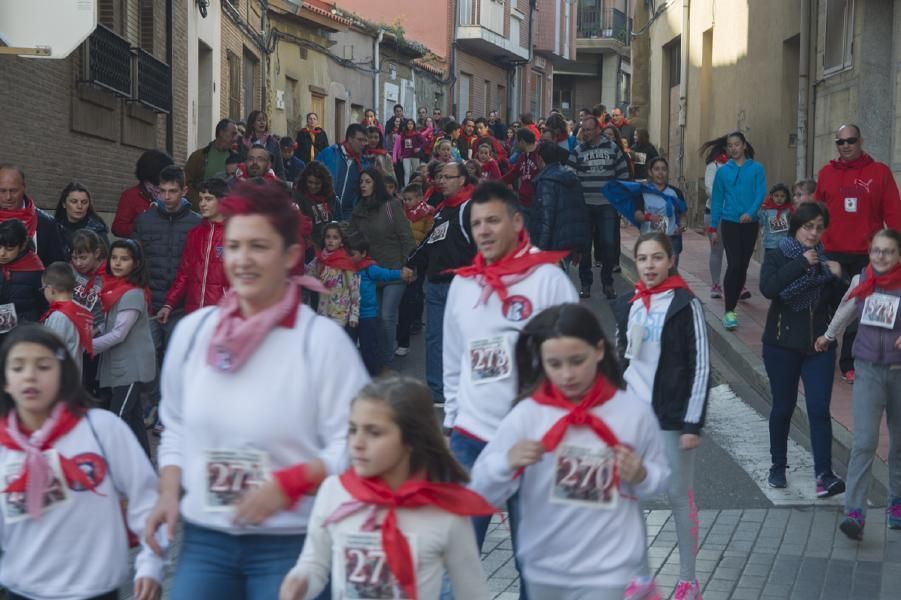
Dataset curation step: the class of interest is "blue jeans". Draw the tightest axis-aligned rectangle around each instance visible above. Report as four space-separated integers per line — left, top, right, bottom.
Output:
579 204 619 288
377 283 406 366
426 280 451 402
350 317 384 376
170 522 306 600
763 343 836 476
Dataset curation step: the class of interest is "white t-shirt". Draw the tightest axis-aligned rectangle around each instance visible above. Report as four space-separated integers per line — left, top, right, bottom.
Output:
623 290 675 404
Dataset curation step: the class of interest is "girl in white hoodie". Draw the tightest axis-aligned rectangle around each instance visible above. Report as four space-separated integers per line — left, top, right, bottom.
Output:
470 303 670 600
0 324 163 600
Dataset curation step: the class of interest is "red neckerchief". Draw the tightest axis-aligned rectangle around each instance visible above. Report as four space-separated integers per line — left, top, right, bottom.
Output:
1 250 44 281
341 142 363 172
555 132 569 143
317 247 375 272
77 264 105 294
234 164 279 182
99 273 151 315
714 152 729 165
0 406 98 499
760 196 792 221
629 275 690 311
435 185 473 212
0 198 38 239
299 127 322 137
848 263 901 302
336 469 496 600
403 130 419 140
829 152 875 171
364 146 389 157
41 301 94 357
404 199 435 223
450 230 569 304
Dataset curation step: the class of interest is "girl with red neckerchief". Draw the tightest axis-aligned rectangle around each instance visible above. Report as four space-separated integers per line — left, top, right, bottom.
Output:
393 119 425 186
615 232 711 600
310 223 361 331
0 325 163 600
280 377 492 600
69 229 106 393
363 126 394 178
294 162 340 246
469 303 669 600
0 220 45 331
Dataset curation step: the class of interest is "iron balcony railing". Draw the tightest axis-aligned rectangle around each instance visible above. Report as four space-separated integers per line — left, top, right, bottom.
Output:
137 48 171 113
84 24 132 97
577 6 630 45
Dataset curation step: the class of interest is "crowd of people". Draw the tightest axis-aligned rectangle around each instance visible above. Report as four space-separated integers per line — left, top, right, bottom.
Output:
0 100 896 600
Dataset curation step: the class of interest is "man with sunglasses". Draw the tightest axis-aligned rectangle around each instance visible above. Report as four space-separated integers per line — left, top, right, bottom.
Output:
816 124 901 383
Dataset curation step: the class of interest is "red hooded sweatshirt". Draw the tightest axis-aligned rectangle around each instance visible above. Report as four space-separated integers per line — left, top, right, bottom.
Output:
816 153 901 254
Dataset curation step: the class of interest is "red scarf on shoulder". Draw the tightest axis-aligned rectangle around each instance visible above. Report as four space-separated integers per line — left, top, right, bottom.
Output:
1 250 43 280
0 198 38 239
0 404 97 519
317 247 375 272
435 185 474 212
760 196 792 221
99 273 151 315
328 469 496 599
629 275 690 310
450 230 569 305
404 199 435 223
364 146 390 157
305 194 332 220
342 142 363 172
41 301 94 357
848 263 901 301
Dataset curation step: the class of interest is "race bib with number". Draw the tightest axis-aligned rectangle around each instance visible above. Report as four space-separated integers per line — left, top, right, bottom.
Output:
0 303 18 334
650 216 669 234
844 197 858 213
768 214 789 233
861 292 900 330
203 449 270 511
339 532 414 599
427 221 449 244
73 284 99 313
404 138 413 149
551 444 618 509
468 336 512 384
2 449 72 523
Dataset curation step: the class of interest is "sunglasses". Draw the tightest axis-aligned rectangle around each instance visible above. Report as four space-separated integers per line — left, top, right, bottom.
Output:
835 137 859 146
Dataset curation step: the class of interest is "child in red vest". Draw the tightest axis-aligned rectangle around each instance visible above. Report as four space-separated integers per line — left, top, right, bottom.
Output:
41 262 93 375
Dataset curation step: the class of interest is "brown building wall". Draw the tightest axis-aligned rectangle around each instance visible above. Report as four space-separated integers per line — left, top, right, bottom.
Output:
0 0 187 214
455 51 508 118
220 0 264 123
336 0 451 58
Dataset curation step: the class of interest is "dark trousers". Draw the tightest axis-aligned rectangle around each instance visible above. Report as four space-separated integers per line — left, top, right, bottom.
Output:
763 343 836 476
110 383 150 458
579 204 620 288
827 252 870 373
720 220 759 312
349 317 383 376
396 267 425 348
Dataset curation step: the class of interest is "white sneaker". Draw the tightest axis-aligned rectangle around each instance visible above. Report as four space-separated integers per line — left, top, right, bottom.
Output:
395 346 409 357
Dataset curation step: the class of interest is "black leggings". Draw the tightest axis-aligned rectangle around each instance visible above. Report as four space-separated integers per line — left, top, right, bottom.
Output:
111 383 150 458
720 219 759 312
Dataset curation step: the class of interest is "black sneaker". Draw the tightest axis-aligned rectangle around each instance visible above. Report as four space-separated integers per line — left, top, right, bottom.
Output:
767 466 787 489
816 473 845 498
613 265 622 273
603 285 617 300
579 287 591 299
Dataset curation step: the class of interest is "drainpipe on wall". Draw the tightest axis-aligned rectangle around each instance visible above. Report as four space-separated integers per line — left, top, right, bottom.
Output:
374 29 384 119
677 0 689 186
797 0 811 179
450 1 459 118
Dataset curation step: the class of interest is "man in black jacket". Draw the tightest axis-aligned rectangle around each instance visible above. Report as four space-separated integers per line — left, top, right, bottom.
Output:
530 142 590 256
0 165 68 264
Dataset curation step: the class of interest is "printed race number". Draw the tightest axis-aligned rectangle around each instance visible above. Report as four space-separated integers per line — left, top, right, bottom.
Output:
341 532 412 599
2 449 72 523
203 449 270 511
768 215 789 234
468 336 512 383
551 445 618 509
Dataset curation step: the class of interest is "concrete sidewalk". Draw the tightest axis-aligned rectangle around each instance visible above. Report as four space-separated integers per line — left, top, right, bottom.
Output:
618 227 891 502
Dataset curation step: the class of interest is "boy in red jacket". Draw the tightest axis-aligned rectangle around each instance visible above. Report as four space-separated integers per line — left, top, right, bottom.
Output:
156 178 229 324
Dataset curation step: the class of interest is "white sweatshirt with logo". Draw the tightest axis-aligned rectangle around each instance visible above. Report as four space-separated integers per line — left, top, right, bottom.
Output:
469 389 670 589
0 409 164 600
442 264 578 440
158 304 370 535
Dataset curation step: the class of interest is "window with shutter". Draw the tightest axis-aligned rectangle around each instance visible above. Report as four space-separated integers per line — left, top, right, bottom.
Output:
227 50 242 121
98 0 117 29
140 0 154 53
125 0 139 47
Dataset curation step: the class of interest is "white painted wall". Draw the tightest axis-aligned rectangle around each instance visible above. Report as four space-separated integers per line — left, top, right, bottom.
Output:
187 1 222 154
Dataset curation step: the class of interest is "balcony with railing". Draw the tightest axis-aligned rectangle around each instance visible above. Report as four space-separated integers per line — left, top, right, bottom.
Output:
137 49 171 113
577 6 631 53
84 24 133 97
456 0 529 62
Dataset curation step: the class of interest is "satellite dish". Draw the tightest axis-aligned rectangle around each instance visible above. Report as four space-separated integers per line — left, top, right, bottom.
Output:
0 0 97 59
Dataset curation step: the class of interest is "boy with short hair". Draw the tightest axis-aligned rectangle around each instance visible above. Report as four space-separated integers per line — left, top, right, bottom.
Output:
397 183 434 356
793 178 817 208
280 137 306 185
0 219 45 333
41 261 94 372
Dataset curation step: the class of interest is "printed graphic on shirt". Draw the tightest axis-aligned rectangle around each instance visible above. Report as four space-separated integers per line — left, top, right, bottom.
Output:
551 444 618 509
69 452 107 491
469 336 512 383
2 449 72 523
73 283 99 312
624 322 645 361
427 221 449 244
338 531 415 599
215 246 225 259
502 295 533 322
844 197 858 213
633 151 647 165
203 449 270 511
311 203 330 225
861 293 899 330
650 216 670 234
404 138 413 149
0 303 18 334
624 305 666 361
768 214 789 233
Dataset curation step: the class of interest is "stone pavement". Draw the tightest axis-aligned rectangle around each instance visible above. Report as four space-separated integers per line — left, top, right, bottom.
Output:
618 227 891 498
480 507 901 600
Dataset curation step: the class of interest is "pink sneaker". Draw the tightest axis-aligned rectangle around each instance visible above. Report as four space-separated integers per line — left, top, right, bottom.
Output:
624 578 662 600
709 284 723 299
673 580 702 600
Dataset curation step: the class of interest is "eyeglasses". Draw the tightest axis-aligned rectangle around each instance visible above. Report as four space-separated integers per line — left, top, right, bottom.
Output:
870 247 899 257
835 137 859 146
